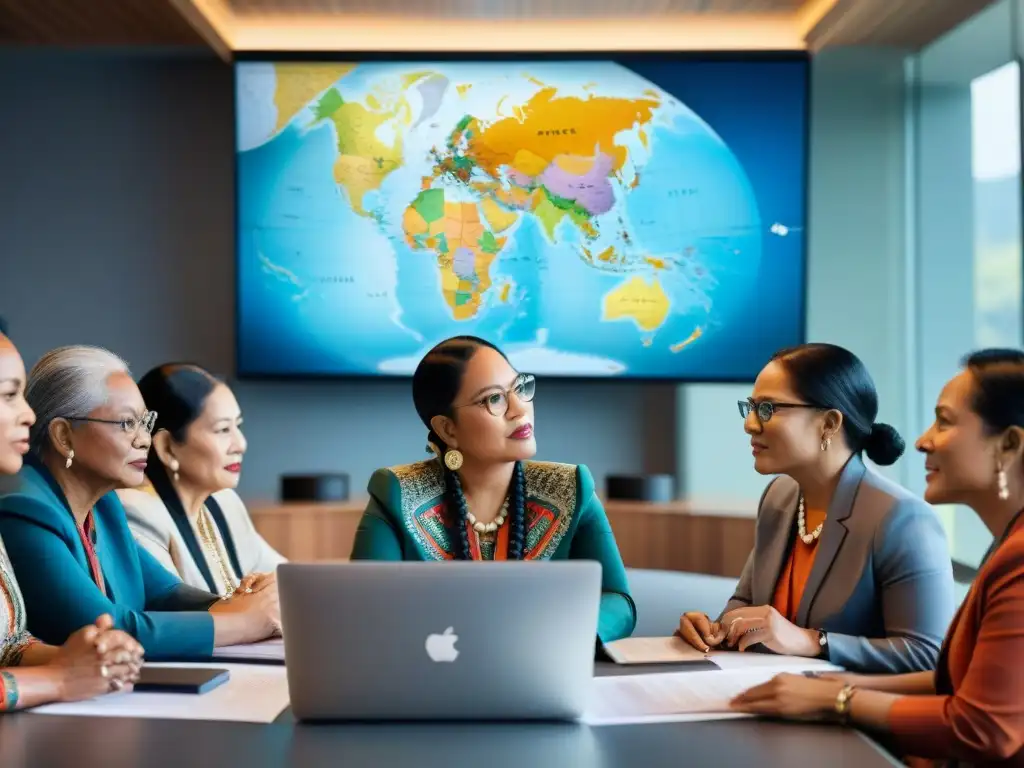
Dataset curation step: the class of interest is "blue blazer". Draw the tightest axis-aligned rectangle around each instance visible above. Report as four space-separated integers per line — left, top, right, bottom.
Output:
0 458 217 660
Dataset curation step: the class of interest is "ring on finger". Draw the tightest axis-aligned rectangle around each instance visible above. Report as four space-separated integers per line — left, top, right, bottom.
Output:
100 664 110 679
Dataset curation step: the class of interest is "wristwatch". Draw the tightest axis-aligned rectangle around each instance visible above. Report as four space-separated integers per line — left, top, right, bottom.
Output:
816 629 829 659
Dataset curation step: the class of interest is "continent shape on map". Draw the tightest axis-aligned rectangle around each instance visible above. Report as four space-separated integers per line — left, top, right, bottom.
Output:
404 71 451 129
273 63 357 134
305 72 443 216
402 188 505 320
428 87 660 250
601 275 671 333
330 97 411 215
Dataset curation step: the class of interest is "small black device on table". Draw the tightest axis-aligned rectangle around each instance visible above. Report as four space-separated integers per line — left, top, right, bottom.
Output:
134 666 230 694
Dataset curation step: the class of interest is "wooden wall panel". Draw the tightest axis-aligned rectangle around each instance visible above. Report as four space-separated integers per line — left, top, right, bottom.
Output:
250 500 756 577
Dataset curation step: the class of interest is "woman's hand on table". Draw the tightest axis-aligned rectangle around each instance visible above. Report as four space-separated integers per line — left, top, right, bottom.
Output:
730 672 846 720
719 605 822 656
51 614 143 702
676 612 727 653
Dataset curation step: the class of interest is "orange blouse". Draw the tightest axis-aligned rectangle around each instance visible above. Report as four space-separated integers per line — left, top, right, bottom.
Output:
771 536 819 623
772 503 827 623
886 514 1024 766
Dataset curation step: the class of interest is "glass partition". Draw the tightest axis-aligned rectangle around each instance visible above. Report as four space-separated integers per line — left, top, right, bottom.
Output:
971 62 1023 349
912 0 1021 568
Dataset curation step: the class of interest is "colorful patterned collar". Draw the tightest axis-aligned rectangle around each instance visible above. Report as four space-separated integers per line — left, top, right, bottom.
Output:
390 460 580 561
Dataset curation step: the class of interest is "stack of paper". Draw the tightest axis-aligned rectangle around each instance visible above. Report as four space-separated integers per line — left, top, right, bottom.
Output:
31 663 290 724
212 637 285 663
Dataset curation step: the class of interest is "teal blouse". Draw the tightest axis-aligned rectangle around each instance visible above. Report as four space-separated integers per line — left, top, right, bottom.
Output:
0 458 217 660
350 460 636 643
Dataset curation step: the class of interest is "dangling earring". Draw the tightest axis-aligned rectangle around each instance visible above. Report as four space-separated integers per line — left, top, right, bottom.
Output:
170 459 180 484
65 449 74 469
997 462 1010 501
820 435 831 452
444 449 464 471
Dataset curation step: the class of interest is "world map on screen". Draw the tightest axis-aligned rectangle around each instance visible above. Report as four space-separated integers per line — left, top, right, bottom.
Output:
235 61 769 377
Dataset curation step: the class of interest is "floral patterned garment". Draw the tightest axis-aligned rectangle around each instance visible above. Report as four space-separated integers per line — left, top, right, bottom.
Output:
0 536 36 667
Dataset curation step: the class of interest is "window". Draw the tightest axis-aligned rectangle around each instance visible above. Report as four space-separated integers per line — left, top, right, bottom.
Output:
971 61 1023 350
914 2 1019 577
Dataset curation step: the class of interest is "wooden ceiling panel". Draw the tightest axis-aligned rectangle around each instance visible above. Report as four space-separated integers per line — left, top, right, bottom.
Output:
223 0 806 16
805 0 1000 48
0 0 1004 50
0 0 205 45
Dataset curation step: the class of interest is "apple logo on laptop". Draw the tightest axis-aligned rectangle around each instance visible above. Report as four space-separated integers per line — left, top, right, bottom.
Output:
425 627 459 662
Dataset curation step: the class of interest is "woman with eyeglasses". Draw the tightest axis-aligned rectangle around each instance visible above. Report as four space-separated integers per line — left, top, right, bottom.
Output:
0 333 142 711
350 336 636 643
730 350 1024 766
0 346 281 660
676 343 955 673
118 364 284 597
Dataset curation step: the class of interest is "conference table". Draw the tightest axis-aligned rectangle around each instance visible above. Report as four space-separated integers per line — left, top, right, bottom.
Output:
0 661 901 767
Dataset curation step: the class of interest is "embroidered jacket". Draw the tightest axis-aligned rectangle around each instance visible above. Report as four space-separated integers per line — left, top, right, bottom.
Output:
350 460 636 642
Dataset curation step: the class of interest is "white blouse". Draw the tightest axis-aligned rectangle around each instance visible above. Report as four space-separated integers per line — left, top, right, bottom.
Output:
119 486 285 596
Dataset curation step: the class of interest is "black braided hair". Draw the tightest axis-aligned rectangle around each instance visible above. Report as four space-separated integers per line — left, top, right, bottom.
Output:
445 465 474 561
444 460 526 561
508 461 527 560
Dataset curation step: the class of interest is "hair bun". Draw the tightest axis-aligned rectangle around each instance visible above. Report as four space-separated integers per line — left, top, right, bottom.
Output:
864 422 905 466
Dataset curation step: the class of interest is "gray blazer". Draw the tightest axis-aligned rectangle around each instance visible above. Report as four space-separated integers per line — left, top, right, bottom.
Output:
724 456 955 674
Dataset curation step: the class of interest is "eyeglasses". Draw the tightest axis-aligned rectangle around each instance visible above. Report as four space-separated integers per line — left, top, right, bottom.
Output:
67 410 158 437
738 399 818 423
458 374 537 417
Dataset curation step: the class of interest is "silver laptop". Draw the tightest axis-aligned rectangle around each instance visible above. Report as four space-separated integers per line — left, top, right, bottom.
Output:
277 561 602 722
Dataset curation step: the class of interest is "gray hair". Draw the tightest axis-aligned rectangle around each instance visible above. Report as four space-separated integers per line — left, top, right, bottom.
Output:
27 345 131 454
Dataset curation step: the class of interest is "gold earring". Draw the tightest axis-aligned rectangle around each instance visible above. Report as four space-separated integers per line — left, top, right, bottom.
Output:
170 459 180 484
444 449 463 471
65 449 74 469
997 462 1010 501
820 436 831 452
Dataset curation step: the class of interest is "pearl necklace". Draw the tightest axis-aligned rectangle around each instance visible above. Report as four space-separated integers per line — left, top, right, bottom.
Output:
797 495 824 545
466 498 509 534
